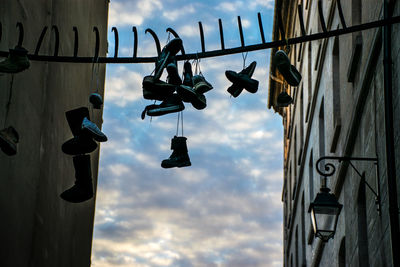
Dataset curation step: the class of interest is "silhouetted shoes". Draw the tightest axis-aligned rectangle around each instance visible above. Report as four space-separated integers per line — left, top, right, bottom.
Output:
142 75 176 101
276 92 294 107
192 75 213 94
161 136 191 168
0 46 30 73
226 61 258 97
60 155 93 203
166 58 182 85
142 94 185 119
0 126 19 156
89 93 103 109
62 135 98 155
154 38 183 80
81 117 108 142
274 50 302 86
182 61 193 87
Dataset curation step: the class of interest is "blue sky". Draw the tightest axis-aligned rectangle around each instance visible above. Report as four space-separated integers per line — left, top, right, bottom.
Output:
91 0 284 266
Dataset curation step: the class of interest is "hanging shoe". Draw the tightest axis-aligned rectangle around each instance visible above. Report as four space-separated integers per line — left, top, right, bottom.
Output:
0 46 30 73
225 61 259 96
89 93 103 109
161 136 191 168
276 91 294 107
154 38 183 80
0 126 19 156
62 134 98 155
192 75 213 94
60 154 93 203
182 61 193 87
142 75 176 101
176 85 206 110
142 94 185 119
166 57 182 85
274 50 302 86
65 107 90 136
81 117 107 142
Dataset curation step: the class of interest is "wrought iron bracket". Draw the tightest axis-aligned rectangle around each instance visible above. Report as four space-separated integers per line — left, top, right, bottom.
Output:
316 156 381 214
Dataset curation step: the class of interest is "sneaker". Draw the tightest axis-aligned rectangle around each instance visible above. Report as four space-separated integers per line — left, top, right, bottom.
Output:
226 61 258 97
161 136 191 168
154 38 183 80
89 93 103 109
60 155 93 203
166 58 182 85
0 126 19 156
142 94 185 119
176 85 206 110
65 107 90 137
182 61 193 87
274 50 302 86
62 135 98 155
81 117 107 142
276 92 294 107
0 46 30 73
192 75 213 94
142 75 176 101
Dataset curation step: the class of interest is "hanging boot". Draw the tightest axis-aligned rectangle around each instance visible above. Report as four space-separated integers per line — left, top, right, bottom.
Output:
226 61 258 97
0 126 19 156
166 57 182 85
161 136 191 168
276 91 294 107
62 134 98 155
182 61 193 87
154 38 183 80
274 50 302 86
0 46 30 73
142 93 185 119
60 154 93 203
176 84 207 110
65 107 90 136
142 75 176 101
89 93 103 109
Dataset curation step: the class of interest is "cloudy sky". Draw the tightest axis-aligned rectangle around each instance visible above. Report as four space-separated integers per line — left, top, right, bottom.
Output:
91 0 284 266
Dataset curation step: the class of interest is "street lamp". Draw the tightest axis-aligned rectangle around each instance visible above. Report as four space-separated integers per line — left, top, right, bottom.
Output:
308 187 342 242
309 156 380 242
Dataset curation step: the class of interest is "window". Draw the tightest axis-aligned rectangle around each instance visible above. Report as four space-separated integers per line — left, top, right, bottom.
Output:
338 237 346 267
301 194 306 266
330 36 341 152
309 150 314 201
357 175 369 266
299 86 304 163
295 226 299 267
306 41 312 122
318 100 325 187
352 0 362 25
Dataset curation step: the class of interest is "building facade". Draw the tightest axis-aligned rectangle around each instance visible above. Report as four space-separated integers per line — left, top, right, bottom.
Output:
0 1 108 266
269 0 400 266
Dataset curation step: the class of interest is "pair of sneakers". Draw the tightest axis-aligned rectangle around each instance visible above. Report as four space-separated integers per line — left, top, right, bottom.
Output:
176 61 213 110
225 61 259 97
273 50 302 107
0 46 30 74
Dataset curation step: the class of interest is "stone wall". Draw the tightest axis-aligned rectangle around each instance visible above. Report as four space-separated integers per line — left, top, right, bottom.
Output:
0 1 108 266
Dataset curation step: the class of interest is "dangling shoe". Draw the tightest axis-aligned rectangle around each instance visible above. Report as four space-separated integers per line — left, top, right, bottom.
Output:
81 117 107 142
276 91 294 107
182 61 193 87
161 136 191 168
0 126 19 156
142 94 185 119
225 61 258 97
62 134 98 155
0 46 30 73
166 57 182 85
274 50 302 86
176 84 206 110
89 93 103 109
154 38 183 80
192 75 213 94
60 154 93 203
142 75 176 101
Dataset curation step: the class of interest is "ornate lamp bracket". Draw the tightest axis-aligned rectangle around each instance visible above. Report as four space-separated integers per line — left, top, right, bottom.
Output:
316 156 381 214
